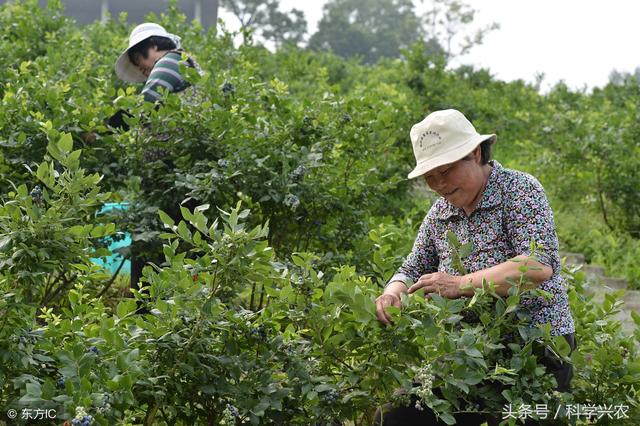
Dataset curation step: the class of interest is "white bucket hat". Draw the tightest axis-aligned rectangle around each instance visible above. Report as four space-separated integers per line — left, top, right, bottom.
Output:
115 23 181 83
407 109 496 179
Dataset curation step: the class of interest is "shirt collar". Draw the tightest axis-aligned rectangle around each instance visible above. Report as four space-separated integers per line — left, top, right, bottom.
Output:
435 160 504 221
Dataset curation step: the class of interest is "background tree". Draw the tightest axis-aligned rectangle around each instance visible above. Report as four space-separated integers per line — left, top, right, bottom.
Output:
308 0 421 64
422 0 499 59
608 66 640 86
221 0 307 47
309 0 498 63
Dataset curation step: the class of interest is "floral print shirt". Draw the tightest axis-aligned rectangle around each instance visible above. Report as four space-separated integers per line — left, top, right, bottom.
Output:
389 160 575 336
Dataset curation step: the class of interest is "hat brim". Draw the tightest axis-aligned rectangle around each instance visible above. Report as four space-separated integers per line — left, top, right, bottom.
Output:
115 49 147 83
407 133 496 179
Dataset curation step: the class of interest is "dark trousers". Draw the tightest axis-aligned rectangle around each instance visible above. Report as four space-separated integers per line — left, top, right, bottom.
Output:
130 254 147 292
374 334 577 426
128 243 166 316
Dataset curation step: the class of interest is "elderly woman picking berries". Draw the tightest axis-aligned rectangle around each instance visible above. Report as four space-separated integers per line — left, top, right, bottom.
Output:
374 109 576 425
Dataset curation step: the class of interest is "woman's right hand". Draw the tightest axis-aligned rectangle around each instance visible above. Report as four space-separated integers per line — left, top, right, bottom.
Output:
375 292 401 326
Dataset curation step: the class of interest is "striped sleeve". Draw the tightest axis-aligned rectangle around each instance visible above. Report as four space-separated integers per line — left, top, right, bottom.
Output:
142 52 186 102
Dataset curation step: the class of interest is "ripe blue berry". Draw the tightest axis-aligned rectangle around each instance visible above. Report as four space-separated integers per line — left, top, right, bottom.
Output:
226 404 239 417
290 165 306 182
324 389 339 404
30 185 43 204
221 82 235 96
284 194 300 210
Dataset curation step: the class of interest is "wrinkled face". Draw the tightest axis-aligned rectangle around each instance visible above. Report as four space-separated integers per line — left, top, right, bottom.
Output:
131 45 162 78
422 146 487 211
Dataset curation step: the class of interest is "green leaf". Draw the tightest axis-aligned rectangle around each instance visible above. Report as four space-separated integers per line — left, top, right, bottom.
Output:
177 221 192 241
90 225 105 238
0 236 11 252
437 412 456 425
459 242 473 258
36 162 49 182
180 206 194 222
116 299 137 318
158 210 175 227
464 347 483 358
462 372 484 385
68 225 88 236
58 132 73 154
446 230 460 248
505 295 520 314
25 382 42 397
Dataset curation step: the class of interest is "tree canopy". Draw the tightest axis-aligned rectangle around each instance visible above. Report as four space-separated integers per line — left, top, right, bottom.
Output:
308 0 497 64
221 0 307 47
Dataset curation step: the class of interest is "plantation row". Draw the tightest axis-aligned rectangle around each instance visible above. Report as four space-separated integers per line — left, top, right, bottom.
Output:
0 0 639 425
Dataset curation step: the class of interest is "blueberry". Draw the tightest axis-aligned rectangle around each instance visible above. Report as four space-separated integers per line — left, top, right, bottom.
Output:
221 82 235 96
87 346 99 355
57 378 65 388
30 185 43 204
289 165 306 182
226 404 239 417
324 389 339 404
217 159 229 168
72 420 81 426
284 194 300 210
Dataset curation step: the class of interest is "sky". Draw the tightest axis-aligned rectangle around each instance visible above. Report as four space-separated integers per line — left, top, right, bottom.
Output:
220 0 640 92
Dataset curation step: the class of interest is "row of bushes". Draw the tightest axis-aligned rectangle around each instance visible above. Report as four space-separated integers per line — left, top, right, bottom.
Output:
2 137 639 424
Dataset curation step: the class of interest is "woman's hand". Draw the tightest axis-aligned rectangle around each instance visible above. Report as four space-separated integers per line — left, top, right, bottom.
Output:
375 293 401 326
407 272 465 299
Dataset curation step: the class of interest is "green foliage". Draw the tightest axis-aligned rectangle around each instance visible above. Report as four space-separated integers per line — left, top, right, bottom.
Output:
556 209 640 288
0 132 112 304
564 267 640 424
3 169 637 423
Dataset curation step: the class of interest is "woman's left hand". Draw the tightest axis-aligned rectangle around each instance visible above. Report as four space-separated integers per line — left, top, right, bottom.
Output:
407 272 464 299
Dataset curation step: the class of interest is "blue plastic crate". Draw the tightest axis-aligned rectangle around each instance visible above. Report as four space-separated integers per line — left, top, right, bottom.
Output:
90 202 131 275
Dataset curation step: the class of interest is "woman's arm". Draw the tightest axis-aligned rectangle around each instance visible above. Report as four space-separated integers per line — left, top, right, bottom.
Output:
459 254 552 296
406 255 552 298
